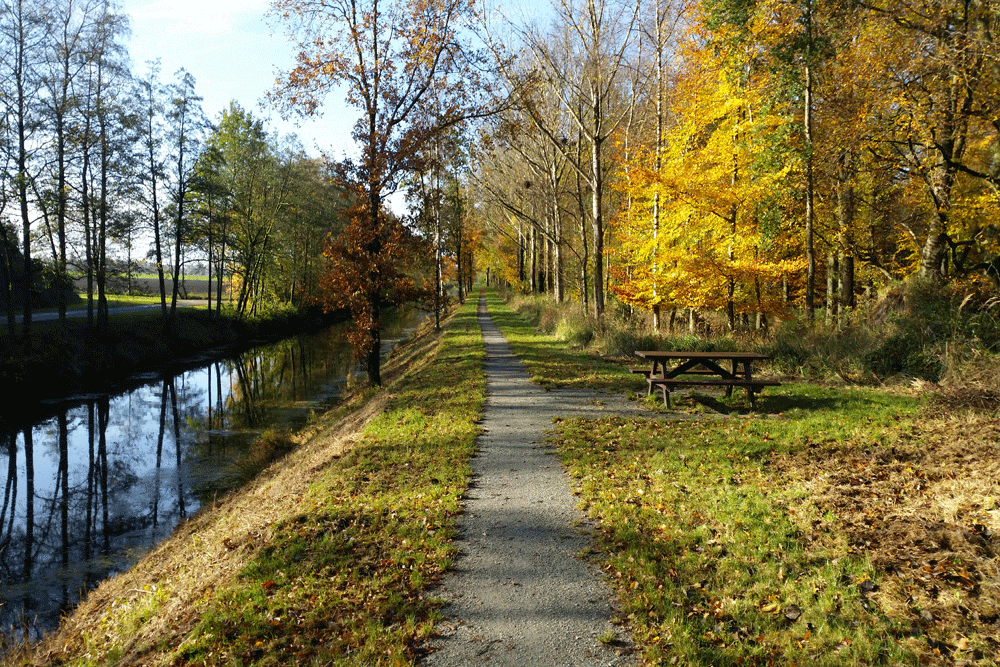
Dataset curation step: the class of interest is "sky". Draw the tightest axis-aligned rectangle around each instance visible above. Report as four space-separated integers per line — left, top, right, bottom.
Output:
122 0 356 159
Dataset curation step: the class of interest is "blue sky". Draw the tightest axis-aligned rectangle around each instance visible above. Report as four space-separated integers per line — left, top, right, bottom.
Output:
123 0 355 158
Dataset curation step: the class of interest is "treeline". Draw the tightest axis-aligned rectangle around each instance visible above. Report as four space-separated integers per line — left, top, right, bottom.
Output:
0 0 344 338
471 0 1000 330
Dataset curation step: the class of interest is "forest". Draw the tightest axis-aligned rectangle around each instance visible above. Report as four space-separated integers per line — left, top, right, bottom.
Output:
0 0 352 339
3 0 999 380
472 0 1000 334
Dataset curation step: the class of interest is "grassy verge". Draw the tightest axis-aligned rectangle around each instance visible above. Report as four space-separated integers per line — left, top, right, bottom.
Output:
29 294 204 313
12 297 486 666
487 290 1000 666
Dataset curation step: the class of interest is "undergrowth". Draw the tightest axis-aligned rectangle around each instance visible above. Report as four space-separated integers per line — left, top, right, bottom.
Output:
503 277 1000 386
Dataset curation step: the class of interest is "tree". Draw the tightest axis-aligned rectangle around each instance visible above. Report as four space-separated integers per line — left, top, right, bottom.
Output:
37 0 102 324
271 152 347 307
861 0 1000 280
195 102 296 318
83 2 131 330
611 7 805 329
136 59 170 317
0 0 45 336
164 68 206 328
494 0 643 318
271 0 494 385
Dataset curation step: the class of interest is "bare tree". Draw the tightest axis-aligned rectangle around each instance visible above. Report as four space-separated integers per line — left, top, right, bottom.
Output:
488 0 643 317
0 0 45 335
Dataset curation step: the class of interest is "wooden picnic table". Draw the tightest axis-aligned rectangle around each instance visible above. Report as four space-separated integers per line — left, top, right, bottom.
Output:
633 350 779 410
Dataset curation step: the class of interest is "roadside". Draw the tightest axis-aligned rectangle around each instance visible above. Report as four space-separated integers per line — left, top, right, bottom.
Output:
18 299 205 322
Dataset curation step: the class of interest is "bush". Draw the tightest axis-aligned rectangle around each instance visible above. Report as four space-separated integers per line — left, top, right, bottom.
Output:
769 319 881 381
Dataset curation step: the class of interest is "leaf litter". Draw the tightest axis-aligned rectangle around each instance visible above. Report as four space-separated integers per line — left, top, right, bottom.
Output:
771 401 1000 664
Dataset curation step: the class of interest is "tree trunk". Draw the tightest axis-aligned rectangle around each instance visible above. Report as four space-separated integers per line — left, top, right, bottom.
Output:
804 62 816 323
590 135 605 318
825 253 837 326
839 255 855 314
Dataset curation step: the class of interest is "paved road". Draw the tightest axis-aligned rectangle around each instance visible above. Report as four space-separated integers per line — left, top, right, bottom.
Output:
12 300 206 323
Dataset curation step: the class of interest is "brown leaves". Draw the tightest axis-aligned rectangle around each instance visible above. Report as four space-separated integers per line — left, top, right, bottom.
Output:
318 202 434 360
771 411 1000 662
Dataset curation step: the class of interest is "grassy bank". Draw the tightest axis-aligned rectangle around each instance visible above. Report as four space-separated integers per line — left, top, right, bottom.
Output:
9 296 485 666
488 292 1000 665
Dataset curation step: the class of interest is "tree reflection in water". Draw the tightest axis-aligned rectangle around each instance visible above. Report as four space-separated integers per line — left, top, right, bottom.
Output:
0 318 390 645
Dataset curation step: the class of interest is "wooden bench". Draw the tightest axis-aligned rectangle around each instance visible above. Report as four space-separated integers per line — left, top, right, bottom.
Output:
648 377 781 409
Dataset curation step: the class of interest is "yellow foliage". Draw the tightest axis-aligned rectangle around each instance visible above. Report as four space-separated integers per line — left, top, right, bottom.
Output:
611 15 802 324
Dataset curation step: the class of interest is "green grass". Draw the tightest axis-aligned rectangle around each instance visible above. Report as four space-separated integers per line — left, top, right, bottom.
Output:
171 297 487 666
551 389 924 666
484 291 646 390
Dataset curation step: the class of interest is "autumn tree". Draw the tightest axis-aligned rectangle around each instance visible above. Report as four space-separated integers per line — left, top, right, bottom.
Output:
860 0 1000 281
612 4 805 329
270 0 494 385
487 0 643 317
472 103 579 302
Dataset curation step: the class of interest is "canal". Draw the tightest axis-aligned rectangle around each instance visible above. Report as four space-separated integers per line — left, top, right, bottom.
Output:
0 309 423 643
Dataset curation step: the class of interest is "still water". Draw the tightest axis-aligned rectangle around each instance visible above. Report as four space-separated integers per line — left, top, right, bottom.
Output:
0 310 422 641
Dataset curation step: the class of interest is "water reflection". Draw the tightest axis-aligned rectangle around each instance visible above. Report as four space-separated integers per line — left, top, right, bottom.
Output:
0 312 418 642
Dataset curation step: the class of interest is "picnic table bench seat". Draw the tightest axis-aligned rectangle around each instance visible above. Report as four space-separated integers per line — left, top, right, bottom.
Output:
633 350 780 410
647 377 780 408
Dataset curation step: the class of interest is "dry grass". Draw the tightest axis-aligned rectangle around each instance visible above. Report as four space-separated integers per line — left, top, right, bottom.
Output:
19 389 386 666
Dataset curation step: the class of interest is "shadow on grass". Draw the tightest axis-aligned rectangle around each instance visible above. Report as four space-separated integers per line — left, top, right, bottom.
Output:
673 382 922 422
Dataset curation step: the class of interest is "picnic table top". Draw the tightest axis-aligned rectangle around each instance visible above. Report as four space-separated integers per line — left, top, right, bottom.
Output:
634 350 771 361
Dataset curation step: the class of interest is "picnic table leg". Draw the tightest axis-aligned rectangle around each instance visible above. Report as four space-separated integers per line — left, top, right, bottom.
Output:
725 359 738 397
740 360 758 410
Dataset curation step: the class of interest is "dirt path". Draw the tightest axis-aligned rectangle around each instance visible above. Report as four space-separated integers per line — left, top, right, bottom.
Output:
420 297 643 666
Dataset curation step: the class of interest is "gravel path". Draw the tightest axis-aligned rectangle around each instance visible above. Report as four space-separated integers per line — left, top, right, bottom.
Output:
420 296 646 666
